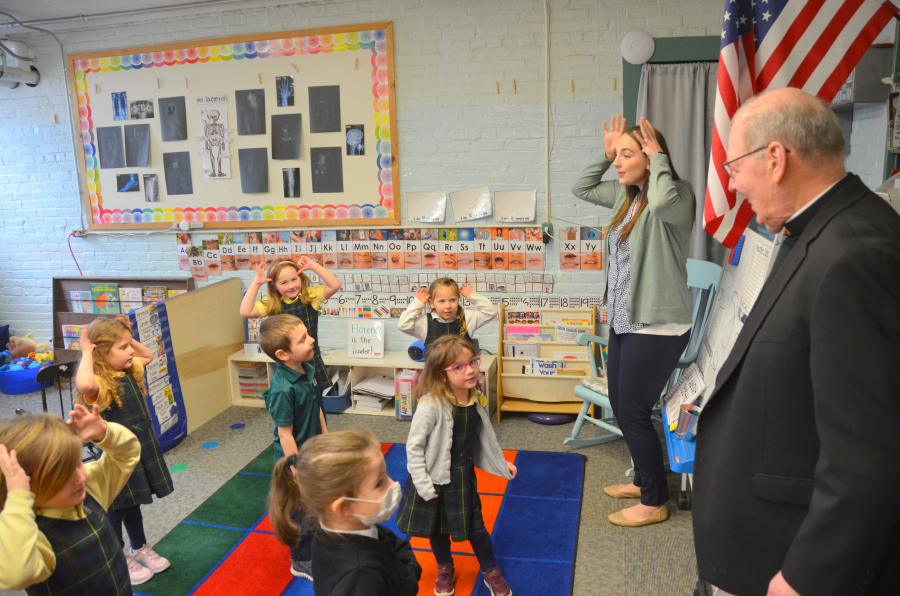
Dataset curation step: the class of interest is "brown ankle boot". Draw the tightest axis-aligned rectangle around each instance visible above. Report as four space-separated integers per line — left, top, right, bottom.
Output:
434 562 455 595
483 566 511 596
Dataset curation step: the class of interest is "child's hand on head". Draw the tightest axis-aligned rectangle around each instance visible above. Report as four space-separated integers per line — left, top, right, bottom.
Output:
415 287 430 304
114 316 133 329
459 280 474 297
0 444 31 493
253 262 272 285
66 404 108 444
507 461 517 478
79 325 96 353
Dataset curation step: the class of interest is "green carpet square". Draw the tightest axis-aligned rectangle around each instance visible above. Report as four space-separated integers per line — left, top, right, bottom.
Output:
138 523 244 596
241 443 276 475
185 473 271 529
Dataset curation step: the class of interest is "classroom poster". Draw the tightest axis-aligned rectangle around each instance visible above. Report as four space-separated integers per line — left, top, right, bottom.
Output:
128 302 187 452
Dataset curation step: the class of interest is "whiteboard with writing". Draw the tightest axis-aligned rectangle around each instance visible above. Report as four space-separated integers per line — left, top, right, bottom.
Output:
347 320 385 358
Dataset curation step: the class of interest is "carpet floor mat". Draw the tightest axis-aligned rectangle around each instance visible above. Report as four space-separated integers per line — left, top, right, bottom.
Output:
135 443 584 596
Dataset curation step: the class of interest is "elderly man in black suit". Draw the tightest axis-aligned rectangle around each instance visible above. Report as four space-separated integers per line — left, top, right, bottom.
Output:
693 87 900 596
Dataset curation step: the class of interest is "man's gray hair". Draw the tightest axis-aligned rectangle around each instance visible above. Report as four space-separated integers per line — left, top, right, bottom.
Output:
737 91 845 161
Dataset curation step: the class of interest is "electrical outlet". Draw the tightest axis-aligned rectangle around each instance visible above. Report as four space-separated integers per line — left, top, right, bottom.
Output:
72 229 88 237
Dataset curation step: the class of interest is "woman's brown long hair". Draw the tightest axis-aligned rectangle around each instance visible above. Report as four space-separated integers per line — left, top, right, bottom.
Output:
263 258 314 316
608 125 683 244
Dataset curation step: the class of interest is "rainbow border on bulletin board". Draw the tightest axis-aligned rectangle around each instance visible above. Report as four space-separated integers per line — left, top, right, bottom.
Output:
73 29 394 225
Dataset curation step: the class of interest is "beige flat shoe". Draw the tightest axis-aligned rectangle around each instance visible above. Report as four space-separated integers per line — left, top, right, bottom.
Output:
603 484 642 499
608 505 669 527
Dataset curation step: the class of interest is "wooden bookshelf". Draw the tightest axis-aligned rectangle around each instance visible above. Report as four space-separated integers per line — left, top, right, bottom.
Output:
51 276 195 363
496 305 597 422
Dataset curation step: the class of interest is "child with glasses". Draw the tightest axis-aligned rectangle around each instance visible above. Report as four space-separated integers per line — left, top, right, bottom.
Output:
396 336 517 596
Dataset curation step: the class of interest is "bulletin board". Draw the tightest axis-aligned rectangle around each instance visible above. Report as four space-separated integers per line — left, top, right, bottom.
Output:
67 22 399 230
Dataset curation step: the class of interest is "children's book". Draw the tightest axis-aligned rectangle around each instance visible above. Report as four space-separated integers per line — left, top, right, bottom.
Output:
530 358 563 373
90 283 120 314
167 289 187 298
64 337 82 350
555 368 587 377
70 290 93 314
143 286 168 304
61 324 83 338
119 287 143 313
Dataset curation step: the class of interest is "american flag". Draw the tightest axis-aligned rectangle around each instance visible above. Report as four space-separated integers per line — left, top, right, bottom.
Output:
703 0 898 247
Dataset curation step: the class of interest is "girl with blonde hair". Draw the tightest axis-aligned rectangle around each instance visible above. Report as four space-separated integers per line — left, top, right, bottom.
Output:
396 336 517 596
268 428 421 596
0 405 140 594
75 318 174 585
240 256 342 410
398 277 496 353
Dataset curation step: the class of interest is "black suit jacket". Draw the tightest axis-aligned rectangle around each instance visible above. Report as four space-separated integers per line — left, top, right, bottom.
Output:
693 175 900 596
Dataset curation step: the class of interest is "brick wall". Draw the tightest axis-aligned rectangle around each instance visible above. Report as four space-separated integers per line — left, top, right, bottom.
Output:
0 0 886 353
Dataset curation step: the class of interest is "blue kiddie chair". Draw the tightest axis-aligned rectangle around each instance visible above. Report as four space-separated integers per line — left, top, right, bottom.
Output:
564 258 722 507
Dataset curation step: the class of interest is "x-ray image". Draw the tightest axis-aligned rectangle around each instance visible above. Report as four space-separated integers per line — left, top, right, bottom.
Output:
124 124 150 167
238 147 269 193
310 147 343 193
97 126 125 169
143 174 159 202
116 174 140 192
272 114 302 160
159 96 187 141
112 92 128 121
235 89 266 135
345 124 364 155
130 100 154 119
283 168 300 198
308 85 341 133
163 152 194 195
276 76 294 107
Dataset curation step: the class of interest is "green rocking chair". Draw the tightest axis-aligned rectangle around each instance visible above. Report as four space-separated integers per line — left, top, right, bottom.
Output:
562 333 621 447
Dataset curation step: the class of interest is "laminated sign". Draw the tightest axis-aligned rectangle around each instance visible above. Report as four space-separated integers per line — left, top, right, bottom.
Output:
347 320 385 358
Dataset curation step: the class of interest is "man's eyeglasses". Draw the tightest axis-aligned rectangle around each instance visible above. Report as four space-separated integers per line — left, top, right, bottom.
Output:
722 145 790 179
445 356 481 375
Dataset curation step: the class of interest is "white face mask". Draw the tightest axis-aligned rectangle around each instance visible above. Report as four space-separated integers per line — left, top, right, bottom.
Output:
342 481 401 527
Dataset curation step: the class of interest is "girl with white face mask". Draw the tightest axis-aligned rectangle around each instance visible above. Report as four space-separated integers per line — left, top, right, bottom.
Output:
267 429 421 596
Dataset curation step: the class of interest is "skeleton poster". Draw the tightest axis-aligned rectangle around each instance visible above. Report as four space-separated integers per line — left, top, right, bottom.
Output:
197 106 232 179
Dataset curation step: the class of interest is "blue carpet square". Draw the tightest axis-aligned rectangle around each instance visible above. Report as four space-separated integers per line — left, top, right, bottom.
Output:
280 577 315 595
506 452 583 499
471 557 573 596
384 444 410 488
490 495 580 561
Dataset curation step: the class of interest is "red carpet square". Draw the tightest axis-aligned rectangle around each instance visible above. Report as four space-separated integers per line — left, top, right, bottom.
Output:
193 531 293 596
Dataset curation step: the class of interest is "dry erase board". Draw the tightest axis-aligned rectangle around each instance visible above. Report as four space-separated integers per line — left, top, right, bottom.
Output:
68 23 399 230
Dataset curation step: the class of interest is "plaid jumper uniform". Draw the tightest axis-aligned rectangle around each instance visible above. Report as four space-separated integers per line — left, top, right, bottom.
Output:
99 367 174 510
278 297 331 399
397 400 484 541
28 493 132 596
424 315 473 352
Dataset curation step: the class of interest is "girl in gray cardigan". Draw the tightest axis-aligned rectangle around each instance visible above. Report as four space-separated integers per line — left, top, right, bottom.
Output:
572 115 694 529
396 336 516 596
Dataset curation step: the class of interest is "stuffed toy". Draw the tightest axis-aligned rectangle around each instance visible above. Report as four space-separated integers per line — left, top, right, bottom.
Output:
7 335 36 359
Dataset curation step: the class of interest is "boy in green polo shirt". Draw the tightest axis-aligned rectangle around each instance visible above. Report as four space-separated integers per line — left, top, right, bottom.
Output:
259 314 328 581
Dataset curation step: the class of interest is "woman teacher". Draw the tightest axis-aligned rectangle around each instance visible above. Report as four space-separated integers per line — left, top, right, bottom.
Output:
571 115 694 528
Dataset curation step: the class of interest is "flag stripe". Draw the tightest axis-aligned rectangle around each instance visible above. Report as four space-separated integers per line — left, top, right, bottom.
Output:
704 0 898 248
756 0 826 89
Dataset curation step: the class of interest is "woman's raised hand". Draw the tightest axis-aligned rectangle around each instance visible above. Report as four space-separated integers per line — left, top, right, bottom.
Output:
252 262 272 285
602 114 626 160
638 117 663 159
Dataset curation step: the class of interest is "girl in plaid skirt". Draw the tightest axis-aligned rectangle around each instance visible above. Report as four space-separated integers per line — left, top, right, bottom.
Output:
0 406 140 595
268 429 421 596
75 319 174 586
396 336 517 596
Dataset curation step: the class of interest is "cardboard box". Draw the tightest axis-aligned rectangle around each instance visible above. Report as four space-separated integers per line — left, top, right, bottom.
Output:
395 369 420 420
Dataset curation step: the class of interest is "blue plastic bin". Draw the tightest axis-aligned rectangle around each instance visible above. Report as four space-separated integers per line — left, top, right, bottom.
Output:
322 382 352 413
0 366 42 395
